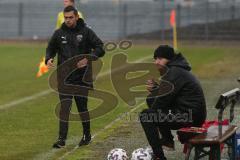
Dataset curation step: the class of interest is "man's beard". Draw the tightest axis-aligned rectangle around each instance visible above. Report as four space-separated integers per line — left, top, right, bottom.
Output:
158 66 168 76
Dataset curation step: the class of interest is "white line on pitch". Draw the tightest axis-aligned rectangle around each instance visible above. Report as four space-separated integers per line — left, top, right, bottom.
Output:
58 101 145 160
0 90 52 110
0 55 151 111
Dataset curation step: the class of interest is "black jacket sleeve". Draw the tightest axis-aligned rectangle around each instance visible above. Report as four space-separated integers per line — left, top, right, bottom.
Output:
151 69 184 110
86 27 105 60
45 31 59 64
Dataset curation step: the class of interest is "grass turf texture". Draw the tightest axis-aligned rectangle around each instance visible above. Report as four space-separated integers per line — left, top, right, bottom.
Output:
0 42 240 160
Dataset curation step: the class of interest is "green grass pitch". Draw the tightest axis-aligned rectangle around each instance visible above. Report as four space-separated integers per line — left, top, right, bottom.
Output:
0 42 240 160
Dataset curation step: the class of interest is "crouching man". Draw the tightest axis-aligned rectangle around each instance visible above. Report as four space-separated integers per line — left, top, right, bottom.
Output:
139 45 206 160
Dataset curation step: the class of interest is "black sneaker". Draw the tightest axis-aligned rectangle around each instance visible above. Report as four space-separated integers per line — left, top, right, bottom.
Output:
52 139 65 148
78 134 91 147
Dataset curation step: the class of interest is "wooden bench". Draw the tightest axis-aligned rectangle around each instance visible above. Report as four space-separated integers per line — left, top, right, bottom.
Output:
177 88 240 160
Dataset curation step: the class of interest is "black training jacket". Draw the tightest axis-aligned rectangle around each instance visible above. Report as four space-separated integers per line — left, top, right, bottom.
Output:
150 53 206 124
45 19 105 88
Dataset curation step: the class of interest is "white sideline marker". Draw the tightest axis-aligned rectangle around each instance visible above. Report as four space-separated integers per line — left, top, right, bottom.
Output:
0 55 151 111
58 101 145 160
0 90 52 110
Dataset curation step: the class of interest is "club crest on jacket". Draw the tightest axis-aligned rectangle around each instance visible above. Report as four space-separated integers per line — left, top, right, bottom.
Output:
76 34 83 42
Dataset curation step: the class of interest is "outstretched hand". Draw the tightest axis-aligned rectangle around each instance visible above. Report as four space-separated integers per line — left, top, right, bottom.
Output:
146 79 158 93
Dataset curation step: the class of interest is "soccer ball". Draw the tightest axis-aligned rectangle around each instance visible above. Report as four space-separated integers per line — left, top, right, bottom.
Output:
107 148 129 160
131 148 152 160
144 146 153 156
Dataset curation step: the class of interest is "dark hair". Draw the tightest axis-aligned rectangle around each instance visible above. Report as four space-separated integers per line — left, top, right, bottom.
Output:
70 0 75 3
64 6 78 16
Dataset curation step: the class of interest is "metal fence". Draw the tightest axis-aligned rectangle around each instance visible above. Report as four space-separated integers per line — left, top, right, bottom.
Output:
0 0 240 41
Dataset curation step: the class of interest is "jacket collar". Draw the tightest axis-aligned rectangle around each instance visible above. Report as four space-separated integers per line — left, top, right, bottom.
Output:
61 18 85 31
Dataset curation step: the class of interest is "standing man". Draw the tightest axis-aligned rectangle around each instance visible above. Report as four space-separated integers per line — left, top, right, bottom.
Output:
56 0 84 29
139 45 206 160
46 6 105 148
